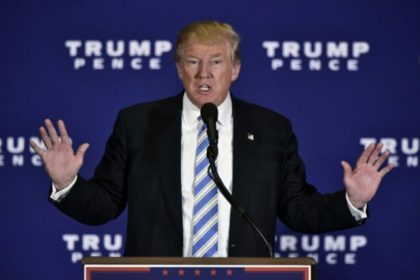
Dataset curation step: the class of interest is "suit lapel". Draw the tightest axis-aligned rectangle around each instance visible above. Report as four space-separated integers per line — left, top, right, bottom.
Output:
229 98 259 241
155 95 184 237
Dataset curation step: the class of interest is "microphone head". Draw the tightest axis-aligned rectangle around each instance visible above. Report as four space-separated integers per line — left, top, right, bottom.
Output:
200 103 218 123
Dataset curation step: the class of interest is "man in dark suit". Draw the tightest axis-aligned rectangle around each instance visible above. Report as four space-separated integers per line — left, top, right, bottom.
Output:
31 20 394 257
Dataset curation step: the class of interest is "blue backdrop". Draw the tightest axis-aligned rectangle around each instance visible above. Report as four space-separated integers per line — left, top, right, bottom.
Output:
1 1 419 279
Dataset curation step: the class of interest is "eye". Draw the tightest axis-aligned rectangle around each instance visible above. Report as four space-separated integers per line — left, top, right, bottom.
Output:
186 59 198 66
211 59 222 65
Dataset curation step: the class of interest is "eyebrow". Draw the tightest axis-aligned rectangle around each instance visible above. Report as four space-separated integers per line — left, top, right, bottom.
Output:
210 53 223 58
185 53 224 59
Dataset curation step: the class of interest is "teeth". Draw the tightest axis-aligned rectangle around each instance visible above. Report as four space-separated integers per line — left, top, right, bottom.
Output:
199 85 210 92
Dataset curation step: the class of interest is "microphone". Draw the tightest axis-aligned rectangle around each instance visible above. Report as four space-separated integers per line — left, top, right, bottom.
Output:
200 102 274 257
200 103 219 161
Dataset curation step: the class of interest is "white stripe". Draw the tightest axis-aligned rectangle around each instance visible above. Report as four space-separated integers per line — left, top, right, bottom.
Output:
193 214 218 244
197 130 207 146
194 180 216 205
193 195 217 224
194 234 218 257
195 150 207 166
193 163 210 186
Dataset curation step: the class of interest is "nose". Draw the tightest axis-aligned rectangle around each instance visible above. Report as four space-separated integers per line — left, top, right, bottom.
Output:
197 61 212 79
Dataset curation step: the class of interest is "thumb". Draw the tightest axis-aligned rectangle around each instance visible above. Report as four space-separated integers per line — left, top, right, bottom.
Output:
341 160 352 177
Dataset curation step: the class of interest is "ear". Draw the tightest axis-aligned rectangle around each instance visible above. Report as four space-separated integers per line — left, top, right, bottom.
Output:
231 62 241 81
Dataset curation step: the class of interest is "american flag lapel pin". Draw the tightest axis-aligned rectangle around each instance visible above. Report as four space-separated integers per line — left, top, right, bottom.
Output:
247 133 254 141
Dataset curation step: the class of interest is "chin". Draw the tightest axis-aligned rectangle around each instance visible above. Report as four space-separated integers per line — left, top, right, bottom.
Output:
194 95 217 107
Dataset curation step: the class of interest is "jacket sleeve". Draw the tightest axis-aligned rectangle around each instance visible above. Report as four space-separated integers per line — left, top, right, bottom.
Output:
50 111 128 225
276 120 362 233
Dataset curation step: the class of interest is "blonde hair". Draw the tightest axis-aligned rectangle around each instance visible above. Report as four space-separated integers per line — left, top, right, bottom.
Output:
174 20 241 64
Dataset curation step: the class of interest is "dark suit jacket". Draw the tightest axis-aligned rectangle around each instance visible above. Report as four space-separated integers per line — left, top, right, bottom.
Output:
53 94 360 257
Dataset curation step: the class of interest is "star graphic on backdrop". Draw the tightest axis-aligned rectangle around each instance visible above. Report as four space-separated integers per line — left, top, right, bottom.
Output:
162 269 169 277
210 269 217 276
178 269 185 277
226 269 234 276
194 269 202 276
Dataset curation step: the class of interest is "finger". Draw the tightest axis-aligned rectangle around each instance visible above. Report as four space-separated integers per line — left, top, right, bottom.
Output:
30 140 45 156
379 163 396 177
58 120 71 144
373 150 390 169
75 143 90 163
356 143 375 166
45 119 60 145
39 126 53 149
341 161 352 177
367 143 383 165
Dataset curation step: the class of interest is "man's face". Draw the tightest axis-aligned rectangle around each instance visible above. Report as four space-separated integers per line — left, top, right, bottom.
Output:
176 41 241 108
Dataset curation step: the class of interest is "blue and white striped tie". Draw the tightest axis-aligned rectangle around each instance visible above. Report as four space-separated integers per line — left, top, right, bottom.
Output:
192 118 218 257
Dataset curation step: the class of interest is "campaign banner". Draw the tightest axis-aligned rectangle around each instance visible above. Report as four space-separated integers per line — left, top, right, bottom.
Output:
1 1 419 280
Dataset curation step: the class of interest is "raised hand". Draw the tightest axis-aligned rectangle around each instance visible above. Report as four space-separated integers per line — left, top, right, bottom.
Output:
341 143 395 209
30 119 89 190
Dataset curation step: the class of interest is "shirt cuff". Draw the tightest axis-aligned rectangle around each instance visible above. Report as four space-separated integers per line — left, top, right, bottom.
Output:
50 176 78 202
345 193 368 221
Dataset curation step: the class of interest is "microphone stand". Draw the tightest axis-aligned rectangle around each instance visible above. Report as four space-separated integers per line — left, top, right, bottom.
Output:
207 147 274 258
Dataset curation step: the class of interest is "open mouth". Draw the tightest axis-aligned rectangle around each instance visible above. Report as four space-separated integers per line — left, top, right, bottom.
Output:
199 84 211 93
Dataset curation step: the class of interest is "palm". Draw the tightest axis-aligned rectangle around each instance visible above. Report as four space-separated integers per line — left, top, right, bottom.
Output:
42 141 81 184
31 119 89 189
342 143 394 209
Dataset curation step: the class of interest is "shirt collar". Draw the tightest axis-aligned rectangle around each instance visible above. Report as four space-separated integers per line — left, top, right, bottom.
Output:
182 92 232 129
